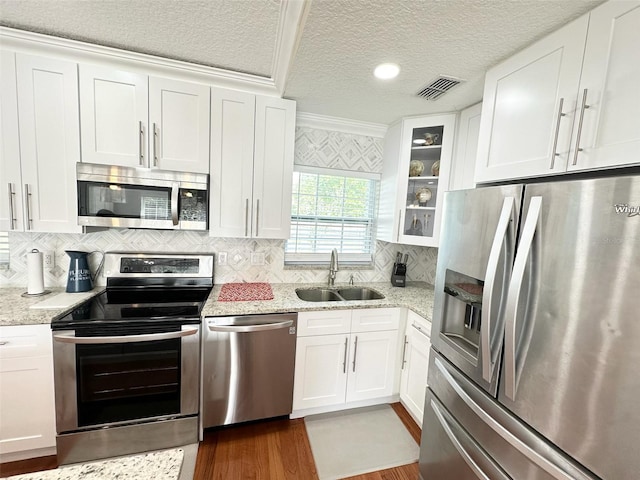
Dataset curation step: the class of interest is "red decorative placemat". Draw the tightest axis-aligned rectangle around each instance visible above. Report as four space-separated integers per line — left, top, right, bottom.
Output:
217 282 274 302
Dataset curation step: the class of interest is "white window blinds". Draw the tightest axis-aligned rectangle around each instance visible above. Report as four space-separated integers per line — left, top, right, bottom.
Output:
286 167 378 264
0 232 9 265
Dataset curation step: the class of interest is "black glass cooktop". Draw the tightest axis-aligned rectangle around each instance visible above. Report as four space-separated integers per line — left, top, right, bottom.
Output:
51 287 212 330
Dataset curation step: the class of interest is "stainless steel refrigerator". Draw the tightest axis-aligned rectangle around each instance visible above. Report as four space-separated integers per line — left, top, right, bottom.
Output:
419 175 640 480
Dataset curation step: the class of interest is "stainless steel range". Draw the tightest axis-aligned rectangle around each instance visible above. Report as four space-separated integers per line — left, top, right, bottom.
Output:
50 252 213 465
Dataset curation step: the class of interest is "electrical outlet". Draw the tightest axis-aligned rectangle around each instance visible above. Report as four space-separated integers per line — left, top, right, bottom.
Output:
251 252 265 265
217 252 228 265
43 251 54 268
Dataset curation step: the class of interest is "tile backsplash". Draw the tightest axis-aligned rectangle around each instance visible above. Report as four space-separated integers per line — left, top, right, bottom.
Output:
0 230 437 288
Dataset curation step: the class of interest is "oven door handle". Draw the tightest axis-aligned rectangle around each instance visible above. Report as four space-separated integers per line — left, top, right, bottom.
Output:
208 320 293 333
52 327 199 344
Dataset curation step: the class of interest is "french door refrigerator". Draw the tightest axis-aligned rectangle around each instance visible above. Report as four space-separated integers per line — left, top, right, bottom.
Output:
419 174 640 480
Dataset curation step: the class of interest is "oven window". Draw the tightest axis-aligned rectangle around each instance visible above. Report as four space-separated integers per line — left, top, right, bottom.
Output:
77 181 172 220
75 339 181 427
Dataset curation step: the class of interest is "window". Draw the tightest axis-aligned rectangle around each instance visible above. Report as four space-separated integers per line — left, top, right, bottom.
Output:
286 166 378 264
0 232 8 266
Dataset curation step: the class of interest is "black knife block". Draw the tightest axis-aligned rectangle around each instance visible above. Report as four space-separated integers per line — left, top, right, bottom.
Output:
391 262 406 287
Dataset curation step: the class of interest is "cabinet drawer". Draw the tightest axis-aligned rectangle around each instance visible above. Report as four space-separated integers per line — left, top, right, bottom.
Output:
297 310 352 337
407 310 432 338
351 308 401 333
0 324 52 359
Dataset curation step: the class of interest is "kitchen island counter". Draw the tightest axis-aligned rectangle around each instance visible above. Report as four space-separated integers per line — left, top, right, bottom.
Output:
202 281 434 321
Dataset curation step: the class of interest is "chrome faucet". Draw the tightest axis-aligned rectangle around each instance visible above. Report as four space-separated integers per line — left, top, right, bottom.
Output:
328 248 339 286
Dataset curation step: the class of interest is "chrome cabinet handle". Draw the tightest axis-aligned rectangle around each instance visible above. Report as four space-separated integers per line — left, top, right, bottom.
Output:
343 337 348 373
245 199 249 237
139 121 145 166
208 320 293 333
504 196 542 401
430 398 492 480
396 210 402 241
0 341 9 346
401 335 408 369
352 335 359 372
435 357 580 480
481 196 515 383
255 199 260 237
7 183 16 230
549 98 565 169
53 327 198 344
153 122 159 167
572 88 590 166
170 182 179 226
24 184 33 230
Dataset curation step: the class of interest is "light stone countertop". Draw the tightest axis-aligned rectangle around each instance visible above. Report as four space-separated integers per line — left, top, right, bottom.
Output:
0 281 434 328
202 281 435 321
4 448 184 480
0 287 105 327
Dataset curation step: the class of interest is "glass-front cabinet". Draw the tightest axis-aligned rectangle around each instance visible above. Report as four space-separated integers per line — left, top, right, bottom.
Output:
378 114 456 247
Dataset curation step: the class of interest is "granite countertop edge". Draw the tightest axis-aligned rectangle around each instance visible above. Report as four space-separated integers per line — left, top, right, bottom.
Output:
0 282 434 328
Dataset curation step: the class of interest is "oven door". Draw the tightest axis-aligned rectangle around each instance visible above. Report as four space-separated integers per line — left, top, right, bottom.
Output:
52 324 200 433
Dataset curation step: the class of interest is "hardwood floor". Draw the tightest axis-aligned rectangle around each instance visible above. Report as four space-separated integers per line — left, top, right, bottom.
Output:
0 403 421 480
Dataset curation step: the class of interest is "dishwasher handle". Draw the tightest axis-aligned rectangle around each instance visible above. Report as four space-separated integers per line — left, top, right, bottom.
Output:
208 320 294 333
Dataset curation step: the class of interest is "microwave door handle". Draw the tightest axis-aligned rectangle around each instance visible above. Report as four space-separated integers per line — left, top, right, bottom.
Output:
481 196 515 383
53 327 199 344
504 196 542 401
171 182 179 225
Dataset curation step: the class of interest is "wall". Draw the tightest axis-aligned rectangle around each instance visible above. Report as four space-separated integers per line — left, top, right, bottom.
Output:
0 126 438 288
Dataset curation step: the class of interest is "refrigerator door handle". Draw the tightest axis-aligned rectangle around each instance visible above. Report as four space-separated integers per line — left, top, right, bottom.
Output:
504 196 542 401
481 196 515 383
434 357 583 480
430 398 494 480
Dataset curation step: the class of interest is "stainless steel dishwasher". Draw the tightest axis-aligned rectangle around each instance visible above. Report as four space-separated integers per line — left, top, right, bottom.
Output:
202 313 297 428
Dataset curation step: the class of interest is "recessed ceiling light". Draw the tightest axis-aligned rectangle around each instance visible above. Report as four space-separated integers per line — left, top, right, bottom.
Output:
374 63 400 80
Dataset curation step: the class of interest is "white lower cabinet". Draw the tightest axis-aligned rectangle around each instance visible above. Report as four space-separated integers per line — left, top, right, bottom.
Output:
292 308 401 414
0 324 56 460
399 311 432 427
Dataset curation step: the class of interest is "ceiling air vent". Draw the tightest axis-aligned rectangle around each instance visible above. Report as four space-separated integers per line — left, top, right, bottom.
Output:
416 76 463 100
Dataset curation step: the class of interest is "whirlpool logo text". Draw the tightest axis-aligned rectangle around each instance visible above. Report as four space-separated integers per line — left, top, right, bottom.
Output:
614 204 640 217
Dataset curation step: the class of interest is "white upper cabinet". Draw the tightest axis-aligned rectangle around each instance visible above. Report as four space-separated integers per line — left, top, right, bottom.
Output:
0 52 81 233
80 65 210 173
449 102 482 191
210 88 295 239
79 64 148 168
378 114 456 247
567 1 640 172
476 1 640 183
148 76 210 173
475 17 588 183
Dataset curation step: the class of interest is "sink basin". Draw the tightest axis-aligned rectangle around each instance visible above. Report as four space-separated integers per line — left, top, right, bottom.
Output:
295 287 385 302
296 288 343 302
336 287 385 301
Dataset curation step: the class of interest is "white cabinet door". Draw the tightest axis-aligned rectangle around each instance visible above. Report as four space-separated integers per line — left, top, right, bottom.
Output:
450 102 482 191
209 88 256 237
148 76 210 173
400 323 431 427
297 309 352 337
252 96 296 239
16 54 82 233
293 334 349 410
0 325 56 456
567 2 640 172
79 64 148 167
346 330 399 403
475 16 589 183
0 51 23 231
351 307 400 333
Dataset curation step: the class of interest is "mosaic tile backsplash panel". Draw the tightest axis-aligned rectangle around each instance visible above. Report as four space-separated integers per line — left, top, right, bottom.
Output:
0 231 437 288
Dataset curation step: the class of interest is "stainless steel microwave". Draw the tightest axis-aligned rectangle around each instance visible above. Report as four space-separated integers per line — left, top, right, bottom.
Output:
77 163 208 230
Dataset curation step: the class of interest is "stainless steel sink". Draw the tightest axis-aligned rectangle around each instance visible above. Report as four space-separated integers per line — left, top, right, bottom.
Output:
337 287 385 300
295 287 385 302
295 288 343 302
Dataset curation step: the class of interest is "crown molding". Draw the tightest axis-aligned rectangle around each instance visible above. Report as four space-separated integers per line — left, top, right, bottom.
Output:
272 0 312 95
296 112 388 138
0 27 279 96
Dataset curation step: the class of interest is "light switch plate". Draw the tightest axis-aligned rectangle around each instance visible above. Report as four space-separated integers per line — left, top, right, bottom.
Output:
217 252 228 265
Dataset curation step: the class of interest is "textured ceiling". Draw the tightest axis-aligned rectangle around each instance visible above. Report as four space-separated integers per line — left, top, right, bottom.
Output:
0 0 606 125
